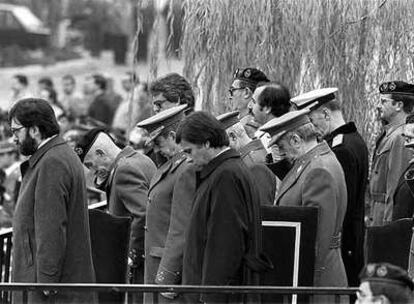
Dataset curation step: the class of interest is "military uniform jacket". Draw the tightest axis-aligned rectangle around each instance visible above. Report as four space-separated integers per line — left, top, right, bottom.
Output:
182 149 263 303
241 139 277 205
324 122 368 286
106 146 156 260
393 161 414 220
12 136 96 303
144 152 195 286
369 122 412 226
275 141 348 287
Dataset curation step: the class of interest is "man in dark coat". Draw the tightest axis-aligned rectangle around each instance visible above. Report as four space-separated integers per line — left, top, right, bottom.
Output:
177 112 269 304
76 127 156 301
9 98 96 304
291 88 369 288
137 105 195 303
260 109 348 301
217 111 277 205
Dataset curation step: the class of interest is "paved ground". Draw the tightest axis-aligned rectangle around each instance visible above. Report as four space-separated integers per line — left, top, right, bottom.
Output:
0 52 183 110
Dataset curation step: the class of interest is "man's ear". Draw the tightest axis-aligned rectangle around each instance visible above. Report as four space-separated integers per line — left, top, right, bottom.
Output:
396 100 404 112
95 148 105 157
289 133 301 147
168 131 176 142
204 141 211 149
28 125 40 138
228 131 237 142
244 88 252 99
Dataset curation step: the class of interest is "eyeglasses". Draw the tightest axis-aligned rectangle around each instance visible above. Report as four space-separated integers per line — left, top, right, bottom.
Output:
228 87 246 97
10 126 25 135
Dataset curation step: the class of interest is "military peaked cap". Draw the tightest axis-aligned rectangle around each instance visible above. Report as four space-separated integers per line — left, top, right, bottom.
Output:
233 67 270 84
359 263 414 291
379 81 414 96
136 104 187 145
259 108 311 147
75 127 112 162
216 111 240 130
291 88 338 110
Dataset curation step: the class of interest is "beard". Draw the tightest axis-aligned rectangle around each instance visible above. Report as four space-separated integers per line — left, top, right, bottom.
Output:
19 130 38 156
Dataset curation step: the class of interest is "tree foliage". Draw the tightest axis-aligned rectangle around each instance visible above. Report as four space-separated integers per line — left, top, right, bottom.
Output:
178 0 414 152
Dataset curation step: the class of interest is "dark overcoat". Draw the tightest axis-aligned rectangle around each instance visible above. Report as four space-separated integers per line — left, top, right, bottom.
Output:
12 136 96 303
393 161 414 220
144 152 195 303
106 146 156 283
182 149 263 303
275 142 348 288
324 122 368 287
369 122 412 225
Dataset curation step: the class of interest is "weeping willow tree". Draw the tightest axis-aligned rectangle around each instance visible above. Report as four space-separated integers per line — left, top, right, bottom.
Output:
177 0 414 151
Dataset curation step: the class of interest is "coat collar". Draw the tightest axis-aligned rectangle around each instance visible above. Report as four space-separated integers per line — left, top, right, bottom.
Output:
149 151 187 191
107 146 137 187
198 148 240 181
28 135 67 168
324 122 357 142
275 141 331 204
240 139 265 159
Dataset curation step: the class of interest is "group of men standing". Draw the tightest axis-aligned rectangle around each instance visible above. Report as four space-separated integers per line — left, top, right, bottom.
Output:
7 66 414 304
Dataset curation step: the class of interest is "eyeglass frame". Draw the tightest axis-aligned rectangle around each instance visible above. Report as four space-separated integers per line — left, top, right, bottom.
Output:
10 126 25 136
228 86 246 97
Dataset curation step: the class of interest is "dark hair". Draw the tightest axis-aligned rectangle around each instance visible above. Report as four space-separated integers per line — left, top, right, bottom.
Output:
150 73 195 110
62 74 75 84
13 74 28 86
9 98 60 139
391 94 414 114
176 111 229 148
92 74 107 90
38 77 54 89
370 281 413 304
256 83 291 117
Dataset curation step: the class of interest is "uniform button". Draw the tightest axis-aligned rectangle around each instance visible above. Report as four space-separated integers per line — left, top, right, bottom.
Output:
144 225 148 231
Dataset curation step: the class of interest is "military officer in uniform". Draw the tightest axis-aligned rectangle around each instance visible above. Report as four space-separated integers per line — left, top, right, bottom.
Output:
228 67 270 138
369 81 414 226
260 109 348 295
216 111 277 205
357 263 414 304
76 128 157 303
137 105 195 303
291 88 369 288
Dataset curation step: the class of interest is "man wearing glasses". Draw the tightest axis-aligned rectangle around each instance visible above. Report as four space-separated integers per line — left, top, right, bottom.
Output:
149 73 195 114
229 68 270 138
9 98 96 303
369 81 414 226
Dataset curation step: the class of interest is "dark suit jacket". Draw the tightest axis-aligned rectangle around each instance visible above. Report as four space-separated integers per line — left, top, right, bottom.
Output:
324 122 369 286
106 146 156 266
183 149 263 303
12 136 96 303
